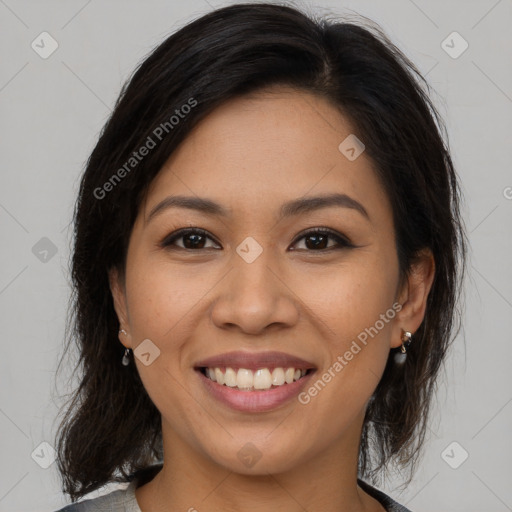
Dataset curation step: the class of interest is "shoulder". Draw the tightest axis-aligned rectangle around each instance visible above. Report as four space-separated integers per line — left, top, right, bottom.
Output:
54 463 163 512
54 481 139 512
357 478 413 512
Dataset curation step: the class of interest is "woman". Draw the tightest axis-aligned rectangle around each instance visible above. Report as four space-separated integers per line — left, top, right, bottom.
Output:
54 2 466 511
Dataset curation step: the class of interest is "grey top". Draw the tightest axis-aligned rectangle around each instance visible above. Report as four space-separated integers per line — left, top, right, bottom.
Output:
55 464 412 512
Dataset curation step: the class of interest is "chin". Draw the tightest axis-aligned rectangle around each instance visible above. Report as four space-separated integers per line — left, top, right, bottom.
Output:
203 436 309 476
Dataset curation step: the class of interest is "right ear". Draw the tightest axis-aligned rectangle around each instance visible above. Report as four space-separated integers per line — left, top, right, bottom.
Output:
108 267 131 348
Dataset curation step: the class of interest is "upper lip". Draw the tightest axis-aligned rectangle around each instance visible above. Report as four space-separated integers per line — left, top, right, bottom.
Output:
194 351 317 371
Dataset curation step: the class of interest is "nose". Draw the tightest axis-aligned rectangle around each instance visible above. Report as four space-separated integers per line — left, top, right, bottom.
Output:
210 248 300 335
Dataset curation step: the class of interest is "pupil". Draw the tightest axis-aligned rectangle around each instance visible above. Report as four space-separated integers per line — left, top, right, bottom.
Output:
182 233 329 250
306 234 327 250
185 234 204 249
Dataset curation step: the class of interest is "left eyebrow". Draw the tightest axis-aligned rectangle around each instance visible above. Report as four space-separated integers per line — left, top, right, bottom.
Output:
279 193 370 221
146 192 370 224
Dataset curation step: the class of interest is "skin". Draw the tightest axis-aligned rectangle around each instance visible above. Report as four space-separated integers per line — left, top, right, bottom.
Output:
109 85 435 512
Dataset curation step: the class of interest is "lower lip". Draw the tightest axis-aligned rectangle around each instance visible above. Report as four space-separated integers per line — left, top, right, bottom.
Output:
196 369 315 413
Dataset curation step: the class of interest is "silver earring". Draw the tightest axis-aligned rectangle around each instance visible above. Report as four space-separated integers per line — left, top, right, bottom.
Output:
394 331 412 364
119 329 130 366
122 348 131 366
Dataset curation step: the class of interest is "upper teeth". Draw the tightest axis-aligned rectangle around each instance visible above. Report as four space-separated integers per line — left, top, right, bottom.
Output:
205 367 307 391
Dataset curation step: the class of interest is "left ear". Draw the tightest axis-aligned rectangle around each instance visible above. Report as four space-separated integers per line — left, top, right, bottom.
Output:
391 248 435 348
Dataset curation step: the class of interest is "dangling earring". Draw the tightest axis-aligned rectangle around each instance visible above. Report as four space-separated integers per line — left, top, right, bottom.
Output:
394 330 412 364
119 329 130 366
122 348 131 366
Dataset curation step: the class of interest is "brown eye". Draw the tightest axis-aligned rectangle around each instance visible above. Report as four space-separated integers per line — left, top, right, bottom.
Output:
161 228 221 250
161 227 354 252
291 228 354 251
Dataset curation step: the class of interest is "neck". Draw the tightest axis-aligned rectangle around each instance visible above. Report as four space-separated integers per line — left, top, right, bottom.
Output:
135 416 384 512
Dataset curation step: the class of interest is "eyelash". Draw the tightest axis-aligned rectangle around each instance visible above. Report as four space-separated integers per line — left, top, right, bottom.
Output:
160 227 355 252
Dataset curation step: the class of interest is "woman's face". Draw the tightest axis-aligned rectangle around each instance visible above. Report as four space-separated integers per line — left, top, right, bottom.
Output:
110 86 423 475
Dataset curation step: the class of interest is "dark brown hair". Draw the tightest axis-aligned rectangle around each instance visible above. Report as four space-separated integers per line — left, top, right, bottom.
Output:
54 1 467 501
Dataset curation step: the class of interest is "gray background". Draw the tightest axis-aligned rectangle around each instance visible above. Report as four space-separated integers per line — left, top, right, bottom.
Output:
0 0 511 511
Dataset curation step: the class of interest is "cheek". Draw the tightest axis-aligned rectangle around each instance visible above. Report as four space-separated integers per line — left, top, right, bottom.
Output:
124 256 210 341
122 257 205 422
300 253 398 342
296 253 398 396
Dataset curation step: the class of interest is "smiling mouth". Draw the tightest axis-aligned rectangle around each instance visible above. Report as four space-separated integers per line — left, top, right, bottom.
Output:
196 366 315 391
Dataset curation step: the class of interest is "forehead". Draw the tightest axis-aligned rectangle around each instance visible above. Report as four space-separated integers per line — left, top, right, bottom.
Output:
141 86 390 225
